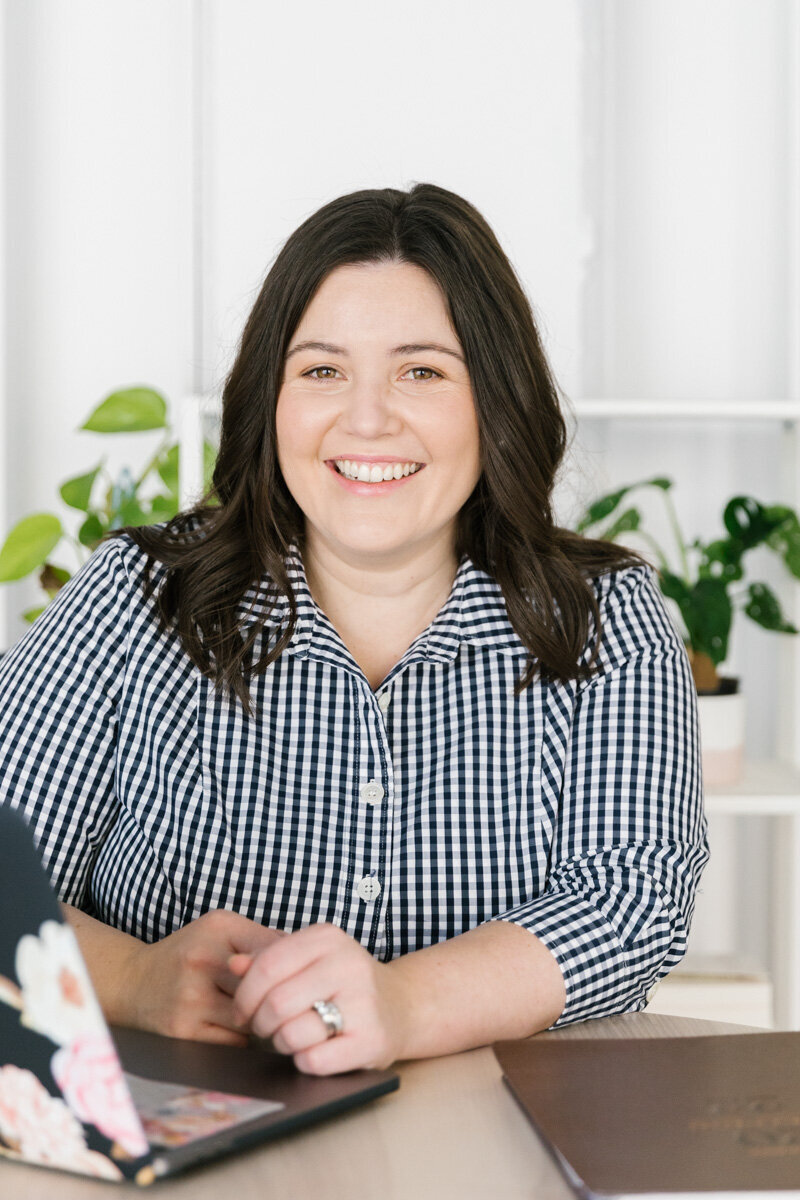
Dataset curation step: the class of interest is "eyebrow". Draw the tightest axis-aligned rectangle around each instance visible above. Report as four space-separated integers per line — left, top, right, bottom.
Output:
285 339 465 363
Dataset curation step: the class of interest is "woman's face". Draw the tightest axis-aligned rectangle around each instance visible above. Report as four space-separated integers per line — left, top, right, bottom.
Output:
276 260 481 567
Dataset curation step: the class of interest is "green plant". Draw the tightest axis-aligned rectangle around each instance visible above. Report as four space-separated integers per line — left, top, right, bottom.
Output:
0 387 216 623
577 477 800 692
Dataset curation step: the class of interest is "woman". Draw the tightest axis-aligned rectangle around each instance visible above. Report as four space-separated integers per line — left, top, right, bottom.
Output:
0 184 707 1076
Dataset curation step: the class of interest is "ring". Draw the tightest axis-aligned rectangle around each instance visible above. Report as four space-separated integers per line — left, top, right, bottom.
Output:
312 999 344 1038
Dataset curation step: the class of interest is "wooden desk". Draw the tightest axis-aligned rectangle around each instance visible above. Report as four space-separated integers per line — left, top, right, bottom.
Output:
1 1013 754 1199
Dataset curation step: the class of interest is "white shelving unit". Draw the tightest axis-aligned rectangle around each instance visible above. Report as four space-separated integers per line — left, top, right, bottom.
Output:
575 397 800 1029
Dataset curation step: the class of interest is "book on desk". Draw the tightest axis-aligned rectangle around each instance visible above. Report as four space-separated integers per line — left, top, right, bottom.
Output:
493 1031 800 1198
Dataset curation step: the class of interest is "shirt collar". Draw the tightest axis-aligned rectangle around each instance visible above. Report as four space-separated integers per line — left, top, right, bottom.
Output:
236 540 528 666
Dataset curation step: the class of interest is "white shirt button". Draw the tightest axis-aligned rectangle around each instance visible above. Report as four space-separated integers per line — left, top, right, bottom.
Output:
356 874 382 902
359 779 385 805
377 691 391 713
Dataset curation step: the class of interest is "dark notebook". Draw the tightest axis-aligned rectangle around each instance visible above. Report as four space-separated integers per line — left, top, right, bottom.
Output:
493 1033 800 1198
0 805 398 1185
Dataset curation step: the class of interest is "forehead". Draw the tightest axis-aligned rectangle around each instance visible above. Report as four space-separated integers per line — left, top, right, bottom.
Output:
293 261 456 342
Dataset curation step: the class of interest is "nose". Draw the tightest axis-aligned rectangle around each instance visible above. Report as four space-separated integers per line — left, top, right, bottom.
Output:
337 377 402 439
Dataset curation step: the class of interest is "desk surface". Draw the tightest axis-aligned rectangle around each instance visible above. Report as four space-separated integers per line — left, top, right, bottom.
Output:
2 1012 754 1200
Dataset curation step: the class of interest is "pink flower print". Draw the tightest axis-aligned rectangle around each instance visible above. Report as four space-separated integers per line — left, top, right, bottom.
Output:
51 1033 148 1158
0 1064 122 1179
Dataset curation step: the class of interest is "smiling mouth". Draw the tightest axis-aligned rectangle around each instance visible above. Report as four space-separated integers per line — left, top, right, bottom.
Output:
331 459 425 483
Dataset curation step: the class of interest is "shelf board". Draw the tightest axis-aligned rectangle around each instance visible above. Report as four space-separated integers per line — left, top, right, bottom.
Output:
706 760 800 814
571 398 800 421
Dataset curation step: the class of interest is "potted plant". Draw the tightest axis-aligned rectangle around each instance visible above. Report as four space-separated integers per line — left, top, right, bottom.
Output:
0 387 215 630
577 477 800 786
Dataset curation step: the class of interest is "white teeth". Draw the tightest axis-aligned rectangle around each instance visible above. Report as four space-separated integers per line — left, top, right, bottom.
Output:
333 459 423 482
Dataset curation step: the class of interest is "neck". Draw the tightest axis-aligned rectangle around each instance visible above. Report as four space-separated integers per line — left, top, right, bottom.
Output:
301 528 461 634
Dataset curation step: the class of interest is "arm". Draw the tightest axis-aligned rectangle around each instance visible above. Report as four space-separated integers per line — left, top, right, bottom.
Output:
1 541 282 1043
484 564 709 1026
64 903 284 1044
0 541 129 906
231 916 565 1074
232 565 708 1071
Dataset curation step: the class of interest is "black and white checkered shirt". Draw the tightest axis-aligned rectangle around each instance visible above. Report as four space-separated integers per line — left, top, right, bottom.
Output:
0 535 708 1027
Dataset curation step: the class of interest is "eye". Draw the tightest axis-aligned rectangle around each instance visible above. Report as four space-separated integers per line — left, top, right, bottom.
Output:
303 366 340 380
402 366 443 381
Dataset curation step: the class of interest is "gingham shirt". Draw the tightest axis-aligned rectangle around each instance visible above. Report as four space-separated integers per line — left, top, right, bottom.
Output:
0 534 708 1027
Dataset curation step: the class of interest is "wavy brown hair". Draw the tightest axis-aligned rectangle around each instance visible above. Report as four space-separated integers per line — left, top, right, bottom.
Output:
113 183 644 716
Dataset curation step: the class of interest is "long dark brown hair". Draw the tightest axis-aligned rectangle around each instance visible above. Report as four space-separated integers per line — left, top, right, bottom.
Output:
113 183 643 716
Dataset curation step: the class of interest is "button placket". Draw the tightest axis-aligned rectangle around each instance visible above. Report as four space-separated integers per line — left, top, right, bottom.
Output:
349 682 395 949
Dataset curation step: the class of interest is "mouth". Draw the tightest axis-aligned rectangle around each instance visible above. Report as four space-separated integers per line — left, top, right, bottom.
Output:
329 458 426 483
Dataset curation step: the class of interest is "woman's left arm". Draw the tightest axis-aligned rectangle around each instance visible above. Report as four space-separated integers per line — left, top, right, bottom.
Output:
231 916 565 1074
233 565 709 1073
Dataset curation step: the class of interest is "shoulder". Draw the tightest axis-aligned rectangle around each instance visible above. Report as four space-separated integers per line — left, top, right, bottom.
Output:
34 530 170 631
588 560 658 613
583 561 684 675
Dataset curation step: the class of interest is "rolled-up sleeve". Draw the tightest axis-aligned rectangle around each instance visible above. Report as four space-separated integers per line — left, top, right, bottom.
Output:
0 539 131 908
489 564 709 1026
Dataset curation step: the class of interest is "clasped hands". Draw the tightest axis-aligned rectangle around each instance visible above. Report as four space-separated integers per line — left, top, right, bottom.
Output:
120 910 411 1075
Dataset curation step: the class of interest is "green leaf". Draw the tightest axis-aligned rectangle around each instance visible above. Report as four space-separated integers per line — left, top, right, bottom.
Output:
0 514 63 581
39 563 71 598
577 476 673 533
23 606 47 624
577 486 631 533
682 578 733 666
658 569 691 606
766 506 800 579
78 513 105 548
81 387 167 433
150 493 178 519
59 463 102 512
723 496 783 550
112 498 151 529
743 581 798 634
601 507 641 542
156 444 180 495
697 538 744 583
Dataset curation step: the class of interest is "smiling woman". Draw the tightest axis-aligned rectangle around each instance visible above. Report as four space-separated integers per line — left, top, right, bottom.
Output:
0 184 708 1076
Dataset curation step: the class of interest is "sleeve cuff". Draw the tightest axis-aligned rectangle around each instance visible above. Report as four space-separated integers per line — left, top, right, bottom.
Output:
487 885 675 1027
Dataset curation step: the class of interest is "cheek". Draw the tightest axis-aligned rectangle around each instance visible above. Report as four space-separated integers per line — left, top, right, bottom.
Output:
275 394 321 470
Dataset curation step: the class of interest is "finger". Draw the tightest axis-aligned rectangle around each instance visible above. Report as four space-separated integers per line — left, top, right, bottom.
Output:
241 958 346 1038
197 1024 251 1048
233 926 346 1025
228 953 254 978
226 919 287 958
293 1033 369 1076
198 986 252 1033
272 1008 342 1056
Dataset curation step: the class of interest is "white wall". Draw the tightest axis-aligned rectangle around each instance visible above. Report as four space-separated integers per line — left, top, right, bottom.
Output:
2 0 195 641
201 0 586 397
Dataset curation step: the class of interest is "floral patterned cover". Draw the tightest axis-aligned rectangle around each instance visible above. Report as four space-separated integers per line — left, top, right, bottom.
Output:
0 919 151 1181
0 808 287 1187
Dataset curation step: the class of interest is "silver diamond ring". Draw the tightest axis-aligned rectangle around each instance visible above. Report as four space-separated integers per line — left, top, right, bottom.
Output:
312 999 344 1038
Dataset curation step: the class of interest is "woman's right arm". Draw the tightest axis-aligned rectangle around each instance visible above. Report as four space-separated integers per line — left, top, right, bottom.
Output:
0 540 280 1042
64 903 283 1044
